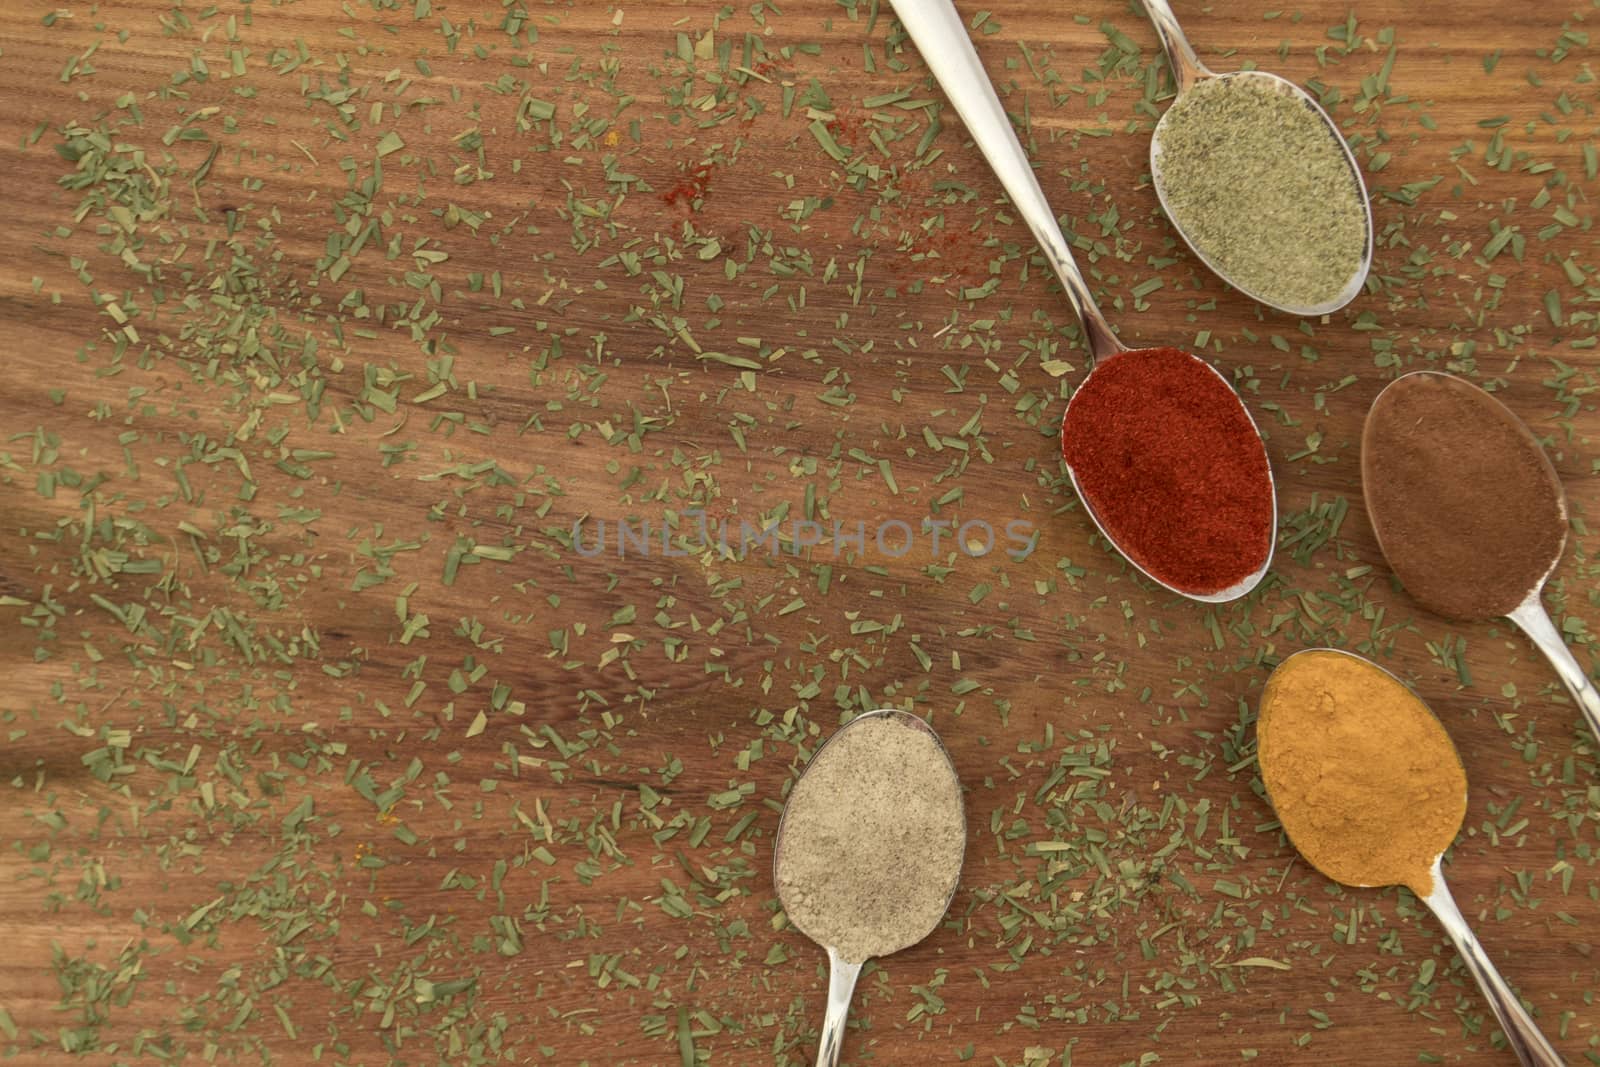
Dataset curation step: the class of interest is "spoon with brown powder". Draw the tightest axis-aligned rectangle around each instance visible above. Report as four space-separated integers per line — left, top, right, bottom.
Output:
1259 649 1564 1065
1362 371 1600 746
772 709 965 1067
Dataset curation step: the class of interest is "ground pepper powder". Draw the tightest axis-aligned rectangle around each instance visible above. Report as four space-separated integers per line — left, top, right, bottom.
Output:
1361 372 1566 619
1257 650 1466 896
1061 347 1274 595
774 714 964 964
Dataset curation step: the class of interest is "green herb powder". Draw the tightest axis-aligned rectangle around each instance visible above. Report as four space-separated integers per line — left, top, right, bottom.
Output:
1153 74 1368 310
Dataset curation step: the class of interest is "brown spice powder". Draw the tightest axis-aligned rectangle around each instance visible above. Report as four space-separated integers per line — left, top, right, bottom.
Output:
773 714 964 964
1361 372 1566 619
1257 650 1466 897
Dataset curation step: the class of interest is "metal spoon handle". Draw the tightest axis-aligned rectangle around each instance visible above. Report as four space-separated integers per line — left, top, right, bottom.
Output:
886 0 1123 361
1423 864 1566 1066
1139 0 1211 95
813 949 864 1067
1508 595 1600 746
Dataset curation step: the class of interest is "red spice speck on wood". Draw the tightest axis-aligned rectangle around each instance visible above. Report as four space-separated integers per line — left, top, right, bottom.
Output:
826 108 868 149
1060 347 1274 595
877 169 987 285
661 161 715 208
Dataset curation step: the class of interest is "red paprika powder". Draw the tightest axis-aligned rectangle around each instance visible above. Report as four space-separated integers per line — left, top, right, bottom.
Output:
1060 347 1274 596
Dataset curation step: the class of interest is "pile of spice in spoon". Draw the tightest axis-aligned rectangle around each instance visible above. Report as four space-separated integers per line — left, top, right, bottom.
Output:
1151 74 1370 313
1257 649 1466 894
1361 372 1564 620
1138 0 1372 315
774 710 966 1067
1062 347 1275 598
774 712 965 964
1362 370 1600 744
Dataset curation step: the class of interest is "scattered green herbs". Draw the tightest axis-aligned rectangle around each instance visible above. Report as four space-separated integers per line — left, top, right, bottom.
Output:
0 2 1596 1066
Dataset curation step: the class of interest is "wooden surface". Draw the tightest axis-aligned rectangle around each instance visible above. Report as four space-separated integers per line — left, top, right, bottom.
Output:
2 0 1598 1064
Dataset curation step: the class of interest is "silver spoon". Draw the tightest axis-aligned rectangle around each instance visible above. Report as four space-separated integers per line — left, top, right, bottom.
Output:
773 709 965 1067
1509 588 1600 747
1362 371 1600 746
1259 649 1564 1066
1141 0 1374 315
886 0 1276 603
1421 854 1565 1066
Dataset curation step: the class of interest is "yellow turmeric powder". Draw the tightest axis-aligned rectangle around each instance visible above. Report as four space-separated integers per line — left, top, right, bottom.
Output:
1257 649 1466 897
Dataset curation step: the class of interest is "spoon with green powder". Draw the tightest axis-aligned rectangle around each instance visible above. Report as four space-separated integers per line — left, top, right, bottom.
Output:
1140 0 1374 315
1362 371 1600 746
1259 649 1565 1066
885 0 1278 604
773 709 965 1067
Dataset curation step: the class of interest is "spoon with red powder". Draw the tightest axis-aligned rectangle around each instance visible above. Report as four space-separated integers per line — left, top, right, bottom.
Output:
886 0 1276 601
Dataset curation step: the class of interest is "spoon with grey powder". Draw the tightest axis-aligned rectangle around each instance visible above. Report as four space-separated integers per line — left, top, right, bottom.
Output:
1362 371 1600 745
1141 0 1373 314
773 709 965 1067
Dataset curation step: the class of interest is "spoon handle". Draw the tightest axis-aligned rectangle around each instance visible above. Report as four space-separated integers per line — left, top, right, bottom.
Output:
1508 595 1600 746
884 0 1124 361
813 948 864 1067
1138 0 1211 95
1424 862 1566 1067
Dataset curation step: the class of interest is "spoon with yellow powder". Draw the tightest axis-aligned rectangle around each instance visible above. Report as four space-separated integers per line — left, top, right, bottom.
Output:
773 709 966 1067
1258 650 1563 1066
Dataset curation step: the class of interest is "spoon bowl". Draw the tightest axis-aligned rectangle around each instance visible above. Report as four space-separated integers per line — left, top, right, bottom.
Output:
1142 1 1374 315
1259 649 1565 1065
773 709 965 1067
887 0 1276 602
1062 348 1273 604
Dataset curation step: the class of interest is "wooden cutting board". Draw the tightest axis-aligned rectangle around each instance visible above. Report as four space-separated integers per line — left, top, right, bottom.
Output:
1 0 1595 1063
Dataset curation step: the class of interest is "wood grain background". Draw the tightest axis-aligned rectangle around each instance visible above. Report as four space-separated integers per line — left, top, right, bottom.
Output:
1 0 1597 1064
